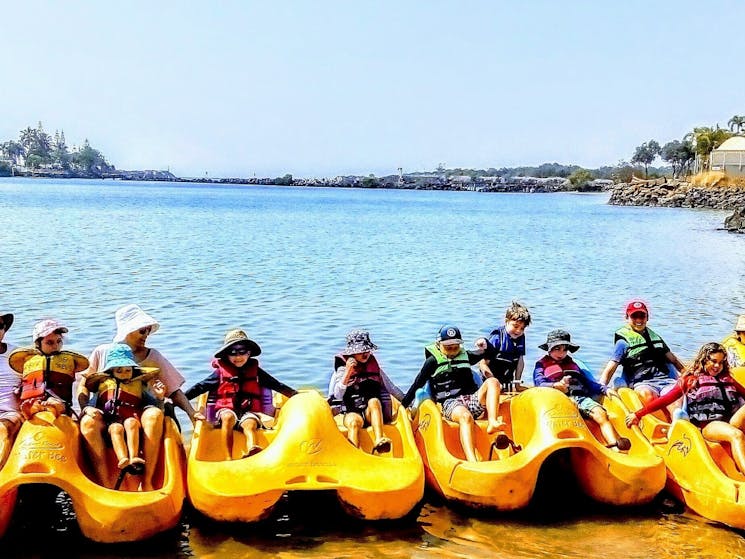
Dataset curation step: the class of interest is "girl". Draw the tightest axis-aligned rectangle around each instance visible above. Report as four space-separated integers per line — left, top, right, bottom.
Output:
626 342 745 472
9 319 88 419
84 343 164 482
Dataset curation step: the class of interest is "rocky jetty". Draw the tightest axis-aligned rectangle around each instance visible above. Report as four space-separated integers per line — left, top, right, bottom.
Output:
608 176 745 232
725 208 745 233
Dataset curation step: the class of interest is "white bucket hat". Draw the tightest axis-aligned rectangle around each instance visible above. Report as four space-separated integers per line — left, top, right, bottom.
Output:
113 304 160 343
736 314 745 333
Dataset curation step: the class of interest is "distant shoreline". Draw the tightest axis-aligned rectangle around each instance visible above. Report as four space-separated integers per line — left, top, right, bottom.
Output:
1 168 610 194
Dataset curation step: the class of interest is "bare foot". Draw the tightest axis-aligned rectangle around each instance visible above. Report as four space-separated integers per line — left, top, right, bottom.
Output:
486 417 506 434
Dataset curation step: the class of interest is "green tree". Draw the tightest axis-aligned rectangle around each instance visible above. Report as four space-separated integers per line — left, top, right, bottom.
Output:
53 130 71 169
728 115 745 134
631 140 661 178
1 140 24 165
568 168 593 189
71 139 110 174
660 139 695 178
685 126 732 171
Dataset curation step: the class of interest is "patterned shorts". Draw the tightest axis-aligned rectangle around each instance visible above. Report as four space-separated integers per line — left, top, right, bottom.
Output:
441 393 485 421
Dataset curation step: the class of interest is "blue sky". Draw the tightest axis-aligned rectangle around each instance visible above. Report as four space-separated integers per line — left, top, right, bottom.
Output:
2 1 743 178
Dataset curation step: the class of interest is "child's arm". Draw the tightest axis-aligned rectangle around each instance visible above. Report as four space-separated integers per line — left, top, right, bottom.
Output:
257 369 297 398
380 369 404 401
625 381 685 426
183 372 219 401
400 358 436 408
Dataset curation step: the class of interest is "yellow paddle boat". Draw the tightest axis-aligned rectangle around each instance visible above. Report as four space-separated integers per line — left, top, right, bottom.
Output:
413 386 665 510
0 410 186 543
619 383 745 531
187 390 424 521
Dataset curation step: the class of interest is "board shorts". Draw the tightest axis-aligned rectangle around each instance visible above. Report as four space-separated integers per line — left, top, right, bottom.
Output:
631 376 677 398
569 395 604 418
441 393 484 421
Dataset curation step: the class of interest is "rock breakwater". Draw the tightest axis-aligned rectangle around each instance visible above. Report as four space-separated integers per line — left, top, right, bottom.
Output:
608 176 745 233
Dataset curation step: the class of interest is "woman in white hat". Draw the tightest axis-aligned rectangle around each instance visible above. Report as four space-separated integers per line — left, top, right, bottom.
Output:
78 304 203 490
0 312 21 466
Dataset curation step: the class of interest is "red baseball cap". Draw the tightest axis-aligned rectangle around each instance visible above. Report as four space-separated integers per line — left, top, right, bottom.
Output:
625 300 649 317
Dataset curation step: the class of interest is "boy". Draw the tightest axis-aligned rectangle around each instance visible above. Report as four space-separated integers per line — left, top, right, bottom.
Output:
328 329 404 452
598 300 685 416
401 325 502 462
534 329 630 451
479 301 531 390
186 329 297 460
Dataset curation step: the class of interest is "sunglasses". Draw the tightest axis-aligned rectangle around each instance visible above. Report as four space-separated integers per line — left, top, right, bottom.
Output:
629 312 647 319
138 327 152 335
228 347 250 356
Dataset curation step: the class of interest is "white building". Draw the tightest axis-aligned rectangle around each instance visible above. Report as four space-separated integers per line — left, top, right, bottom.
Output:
710 136 745 177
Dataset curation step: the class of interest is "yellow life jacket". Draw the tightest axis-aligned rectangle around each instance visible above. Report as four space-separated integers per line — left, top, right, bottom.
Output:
8 348 89 405
723 335 745 369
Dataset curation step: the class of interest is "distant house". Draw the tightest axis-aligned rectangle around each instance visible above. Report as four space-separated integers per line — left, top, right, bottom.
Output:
710 136 745 177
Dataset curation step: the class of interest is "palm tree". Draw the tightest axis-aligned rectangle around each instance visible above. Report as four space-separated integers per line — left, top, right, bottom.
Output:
685 126 733 172
728 115 745 134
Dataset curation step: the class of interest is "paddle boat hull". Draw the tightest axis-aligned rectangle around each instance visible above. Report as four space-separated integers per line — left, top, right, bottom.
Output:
619 385 745 530
414 387 665 510
186 390 424 522
0 411 186 543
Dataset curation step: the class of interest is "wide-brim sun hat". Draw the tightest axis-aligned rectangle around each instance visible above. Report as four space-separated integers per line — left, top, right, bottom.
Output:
215 329 261 358
0 313 13 331
85 343 159 388
342 329 378 355
538 329 580 353
113 304 160 343
735 314 745 332
32 318 68 341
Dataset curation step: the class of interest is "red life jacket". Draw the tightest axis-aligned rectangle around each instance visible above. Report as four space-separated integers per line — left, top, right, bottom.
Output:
212 358 262 415
686 373 745 425
537 355 587 396
334 353 383 413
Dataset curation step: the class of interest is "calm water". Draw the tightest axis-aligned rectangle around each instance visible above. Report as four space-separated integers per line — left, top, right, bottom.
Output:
2 177 745 557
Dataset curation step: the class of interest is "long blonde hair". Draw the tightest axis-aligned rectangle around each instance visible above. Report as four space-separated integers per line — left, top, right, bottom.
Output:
686 342 730 378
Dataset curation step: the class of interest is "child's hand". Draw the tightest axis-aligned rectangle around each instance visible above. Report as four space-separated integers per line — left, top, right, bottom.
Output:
474 338 487 351
625 413 640 428
344 357 358 382
553 376 570 393
149 379 167 399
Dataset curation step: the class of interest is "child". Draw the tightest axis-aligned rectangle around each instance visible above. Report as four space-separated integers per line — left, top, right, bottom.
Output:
401 325 502 463
534 329 630 451
722 314 745 369
83 343 164 482
626 342 745 472
479 301 531 389
328 329 404 452
0 312 22 466
598 300 685 416
185 329 297 460
8 319 88 419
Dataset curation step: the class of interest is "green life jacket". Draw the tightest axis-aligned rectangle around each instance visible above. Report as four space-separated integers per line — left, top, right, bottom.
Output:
614 325 669 383
424 343 477 401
